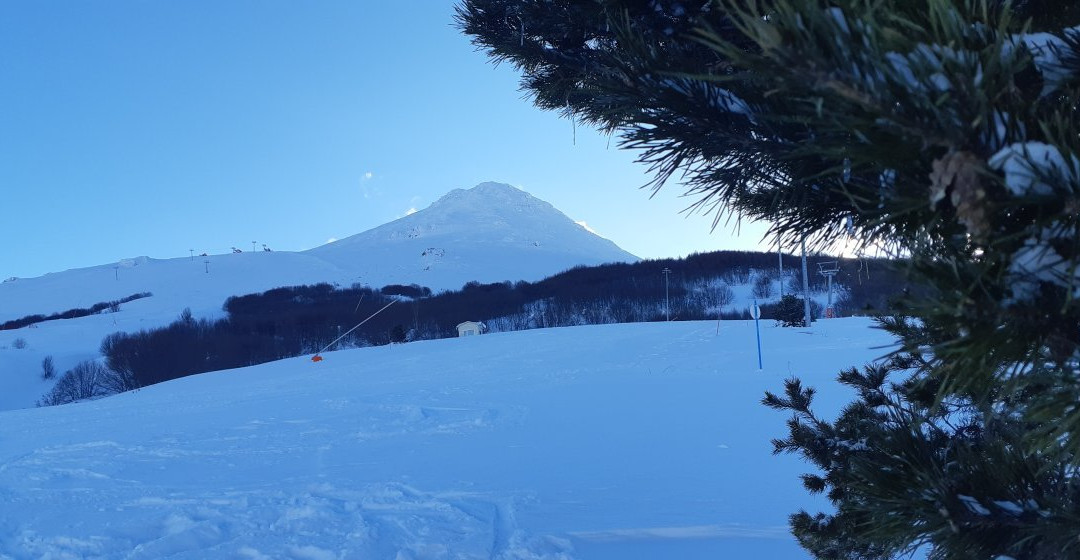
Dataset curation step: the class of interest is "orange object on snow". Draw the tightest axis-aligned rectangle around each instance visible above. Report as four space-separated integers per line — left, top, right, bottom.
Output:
311 355 323 363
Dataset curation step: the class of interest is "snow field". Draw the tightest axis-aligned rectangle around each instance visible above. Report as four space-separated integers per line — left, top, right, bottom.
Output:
0 318 895 558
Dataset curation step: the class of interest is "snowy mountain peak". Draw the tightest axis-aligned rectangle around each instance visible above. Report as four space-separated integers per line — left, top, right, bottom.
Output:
431 182 547 210
386 182 564 233
306 182 638 289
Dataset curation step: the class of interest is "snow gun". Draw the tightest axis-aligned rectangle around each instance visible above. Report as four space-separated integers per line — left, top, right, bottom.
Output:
311 298 397 362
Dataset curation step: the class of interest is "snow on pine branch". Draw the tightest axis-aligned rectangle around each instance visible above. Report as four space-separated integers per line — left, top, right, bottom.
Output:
1017 26 1080 97
989 142 1079 198
988 142 1080 303
1007 235 1076 303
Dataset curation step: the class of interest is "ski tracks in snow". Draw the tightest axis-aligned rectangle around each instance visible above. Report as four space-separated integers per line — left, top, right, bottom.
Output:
0 320 894 559
0 468 571 559
0 402 561 559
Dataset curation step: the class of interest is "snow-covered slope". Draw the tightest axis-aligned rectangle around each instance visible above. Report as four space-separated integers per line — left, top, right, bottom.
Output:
0 253 346 323
307 182 638 290
0 318 896 559
0 182 637 410
0 183 635 320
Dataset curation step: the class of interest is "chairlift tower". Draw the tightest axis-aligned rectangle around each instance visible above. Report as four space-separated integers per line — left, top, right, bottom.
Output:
818 261 840 318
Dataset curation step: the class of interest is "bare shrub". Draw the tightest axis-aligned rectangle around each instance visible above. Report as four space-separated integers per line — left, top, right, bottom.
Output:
706 282 735 314
751 274 774 299
98 365 138 396
37 360 116 406
41 355 56 380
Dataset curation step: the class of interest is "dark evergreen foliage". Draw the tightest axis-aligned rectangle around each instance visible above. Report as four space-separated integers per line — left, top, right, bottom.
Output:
458 0 1080 557
774 294 809 327
389 325 407 343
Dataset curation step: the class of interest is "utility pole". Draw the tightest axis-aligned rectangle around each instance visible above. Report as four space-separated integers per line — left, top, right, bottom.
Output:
252 241 257 253
189 249 194 261
204 259 210 274
801 239 812 328
778 247 784 298
662 268 672 321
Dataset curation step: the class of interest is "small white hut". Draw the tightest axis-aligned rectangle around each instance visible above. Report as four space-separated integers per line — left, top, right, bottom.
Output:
456 321 485 337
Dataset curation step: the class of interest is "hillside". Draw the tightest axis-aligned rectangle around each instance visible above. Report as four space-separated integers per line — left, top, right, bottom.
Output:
0 183 635 320
0 182 637 410
3 247 909 411
0 318 897 559
1 182 906 414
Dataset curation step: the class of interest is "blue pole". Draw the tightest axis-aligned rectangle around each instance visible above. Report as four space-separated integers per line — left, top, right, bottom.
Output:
753 300 763 370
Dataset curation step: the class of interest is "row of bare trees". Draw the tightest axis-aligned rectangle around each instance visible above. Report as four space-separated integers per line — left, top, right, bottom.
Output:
37 360 136 407
35 250 906 406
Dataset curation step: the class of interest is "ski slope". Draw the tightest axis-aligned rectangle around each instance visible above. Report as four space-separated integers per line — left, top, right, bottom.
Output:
0 182 638 411
0 318 896 559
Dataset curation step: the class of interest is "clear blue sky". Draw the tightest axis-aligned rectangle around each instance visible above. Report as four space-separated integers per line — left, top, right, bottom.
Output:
0 1 771 280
